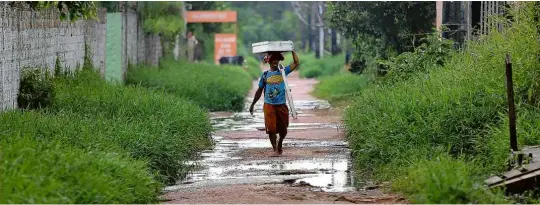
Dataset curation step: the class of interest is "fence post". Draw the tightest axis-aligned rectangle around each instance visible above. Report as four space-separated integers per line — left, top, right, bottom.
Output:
505 54 518 152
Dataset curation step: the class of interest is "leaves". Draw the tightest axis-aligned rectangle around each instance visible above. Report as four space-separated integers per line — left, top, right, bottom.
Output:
326 2 436 56
138 2 185 38
18 1 97 22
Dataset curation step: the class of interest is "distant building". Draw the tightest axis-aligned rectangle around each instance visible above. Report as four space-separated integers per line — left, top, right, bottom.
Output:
436 1 510 47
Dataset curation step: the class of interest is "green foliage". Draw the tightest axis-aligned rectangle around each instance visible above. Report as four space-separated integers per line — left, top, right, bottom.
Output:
126 60 252 112
479 108 540 173
17 68 55 110
231 2 300 53
49 68 212 184
139 2 185 39
326 1 436 54
245 56 263 80
378 32 454 83
298 53 345 78
313 73 371 101
0 135 160 203
393 153 508 204
142 16 184 39
97 1 120 13
14 1 97 21
343 2 540 200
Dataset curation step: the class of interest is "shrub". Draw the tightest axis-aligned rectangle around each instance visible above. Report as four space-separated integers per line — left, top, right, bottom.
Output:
17 68 54 109
313 73 371 101
245 55 262 80
393 153 508 204
126 60 252 111
0 135 161 203
298 53 345 78
377 32 454 83
344 1 540 186
49 68 212 184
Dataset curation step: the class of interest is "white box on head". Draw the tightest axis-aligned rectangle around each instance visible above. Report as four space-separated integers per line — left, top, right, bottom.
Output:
252 41 294 54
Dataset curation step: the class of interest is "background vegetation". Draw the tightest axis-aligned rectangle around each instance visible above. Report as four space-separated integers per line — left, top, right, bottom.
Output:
314 2 540 203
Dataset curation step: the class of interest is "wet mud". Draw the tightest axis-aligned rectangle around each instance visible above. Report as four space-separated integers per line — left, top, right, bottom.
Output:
163 68 402 204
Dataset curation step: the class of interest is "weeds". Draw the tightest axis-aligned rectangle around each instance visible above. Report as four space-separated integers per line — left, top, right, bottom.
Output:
17 68 55 110
51 68 213 184
126 60 252 111
393 152 508 204
245 55 262 80
0 135 161 203
313 73 371 102
340 3 540 203
298 53 345 78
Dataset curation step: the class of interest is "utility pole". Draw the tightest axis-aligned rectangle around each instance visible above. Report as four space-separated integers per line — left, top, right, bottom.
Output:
331 29 337 55
317 1 324 58
308 4 313 54
311 2 318 58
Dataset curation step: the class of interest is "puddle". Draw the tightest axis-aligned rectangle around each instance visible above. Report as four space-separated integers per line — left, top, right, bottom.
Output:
212 100 336 132
165 98 357 193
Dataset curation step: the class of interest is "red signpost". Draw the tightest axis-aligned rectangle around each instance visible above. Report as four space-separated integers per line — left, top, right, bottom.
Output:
185 11 238 65
214 34 237 65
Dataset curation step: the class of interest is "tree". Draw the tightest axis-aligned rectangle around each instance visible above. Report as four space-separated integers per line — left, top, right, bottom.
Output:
11 1 97 21
326 2 435 55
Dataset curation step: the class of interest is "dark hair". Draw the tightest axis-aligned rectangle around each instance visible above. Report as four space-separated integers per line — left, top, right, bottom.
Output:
268 52 284 61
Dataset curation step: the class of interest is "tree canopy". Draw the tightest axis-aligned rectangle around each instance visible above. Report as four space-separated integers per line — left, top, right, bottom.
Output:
326 1 436 54
12 1 97 21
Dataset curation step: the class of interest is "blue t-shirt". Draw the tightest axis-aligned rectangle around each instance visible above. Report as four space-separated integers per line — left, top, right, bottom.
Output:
258 65 292 105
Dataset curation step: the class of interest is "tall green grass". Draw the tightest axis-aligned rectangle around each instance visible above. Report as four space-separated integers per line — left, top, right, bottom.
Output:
393 153 508 203
0 67 213 204
245 55 263 80
343 4 540 203
298 53 345 78
51 68 212 184
126 60 252 111
0 135 160 204
313 73 371 102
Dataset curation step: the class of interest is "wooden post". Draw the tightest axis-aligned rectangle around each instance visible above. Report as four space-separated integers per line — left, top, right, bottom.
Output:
505 54 518 152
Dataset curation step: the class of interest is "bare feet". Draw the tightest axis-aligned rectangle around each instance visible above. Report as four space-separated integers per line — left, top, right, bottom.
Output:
271 150 281 157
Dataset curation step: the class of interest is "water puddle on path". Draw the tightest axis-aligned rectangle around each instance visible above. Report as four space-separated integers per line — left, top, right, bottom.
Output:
165 99 358 193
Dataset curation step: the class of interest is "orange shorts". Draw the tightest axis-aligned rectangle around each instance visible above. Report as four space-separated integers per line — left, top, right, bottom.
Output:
263 103 289 135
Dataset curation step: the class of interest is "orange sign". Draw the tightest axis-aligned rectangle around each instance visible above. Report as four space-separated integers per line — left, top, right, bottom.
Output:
186 11 237 23
214 33 237 65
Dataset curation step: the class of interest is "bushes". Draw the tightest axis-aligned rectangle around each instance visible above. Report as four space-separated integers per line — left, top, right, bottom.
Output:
298 53 345 78
378 32 454 83
313 73 371 101
0 135 160 204
1 66 214 202
343 3 540 202
245 55 262 80
126 60 252 111
50 68 212 184
393 153 508 204
17 68 55 109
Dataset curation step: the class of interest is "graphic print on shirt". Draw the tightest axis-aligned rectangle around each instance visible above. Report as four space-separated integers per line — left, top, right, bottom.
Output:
258 65 292 105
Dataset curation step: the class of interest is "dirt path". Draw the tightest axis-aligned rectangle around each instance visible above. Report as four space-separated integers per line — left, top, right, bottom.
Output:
162 67 404 204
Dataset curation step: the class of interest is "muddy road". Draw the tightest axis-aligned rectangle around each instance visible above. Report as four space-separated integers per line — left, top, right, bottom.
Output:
162 69 404 204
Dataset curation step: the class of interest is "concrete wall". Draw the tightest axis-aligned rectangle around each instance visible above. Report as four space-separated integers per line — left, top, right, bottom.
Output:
0 5 106 110
0 5 165 111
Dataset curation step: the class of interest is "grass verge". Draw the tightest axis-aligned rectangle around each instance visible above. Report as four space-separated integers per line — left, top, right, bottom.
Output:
126 60 252 111
339 3 540 203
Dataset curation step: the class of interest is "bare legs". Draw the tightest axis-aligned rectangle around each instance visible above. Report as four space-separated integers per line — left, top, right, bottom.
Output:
269 132 286 156
269 133 277 151
277 133 286 155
